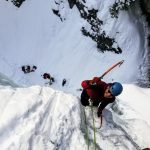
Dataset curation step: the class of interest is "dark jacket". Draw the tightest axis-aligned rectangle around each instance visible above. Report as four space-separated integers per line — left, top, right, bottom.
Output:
81 77 115 114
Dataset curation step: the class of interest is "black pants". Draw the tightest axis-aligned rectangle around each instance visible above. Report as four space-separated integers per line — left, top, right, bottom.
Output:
81 89 90 106
81 89 99 107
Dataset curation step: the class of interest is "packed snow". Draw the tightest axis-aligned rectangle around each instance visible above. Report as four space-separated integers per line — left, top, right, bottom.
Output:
0 0 150 149
0 0 145 88
0 78 150 149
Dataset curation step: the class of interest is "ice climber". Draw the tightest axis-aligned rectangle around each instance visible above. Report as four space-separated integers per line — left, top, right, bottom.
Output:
81 77 123 117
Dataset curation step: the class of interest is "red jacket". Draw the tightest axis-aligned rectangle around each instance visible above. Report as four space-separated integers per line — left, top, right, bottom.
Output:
81 77 115 112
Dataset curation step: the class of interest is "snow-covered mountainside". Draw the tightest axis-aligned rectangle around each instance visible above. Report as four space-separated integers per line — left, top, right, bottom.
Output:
0 0 149 90
0 0 150 150
0 77 150 150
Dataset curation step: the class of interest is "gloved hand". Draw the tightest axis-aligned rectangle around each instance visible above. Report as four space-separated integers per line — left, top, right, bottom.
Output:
89 82 97 88
97 111 102 117
93 77 100 82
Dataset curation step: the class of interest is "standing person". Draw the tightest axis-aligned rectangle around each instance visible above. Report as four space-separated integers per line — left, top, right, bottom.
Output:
31 65 37 72
62 79 66 86
50 77 55 84
42 73 50 80
21 65 31 73
81 77 123 117
26 65 31 73
42 73 55 85
21 66 26 73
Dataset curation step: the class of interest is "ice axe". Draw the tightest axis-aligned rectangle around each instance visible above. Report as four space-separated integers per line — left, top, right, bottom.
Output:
100 60 124 79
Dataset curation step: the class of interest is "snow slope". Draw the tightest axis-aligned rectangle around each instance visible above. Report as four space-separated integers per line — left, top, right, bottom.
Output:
0 84 85 150
0 0 150 149
0 0 147 91
0 82 150 150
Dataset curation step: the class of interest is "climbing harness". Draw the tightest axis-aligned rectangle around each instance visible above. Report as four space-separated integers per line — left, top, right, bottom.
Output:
90 100 97 150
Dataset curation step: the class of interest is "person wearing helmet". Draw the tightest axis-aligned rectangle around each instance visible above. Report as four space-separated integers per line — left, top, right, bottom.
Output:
81 77 123 117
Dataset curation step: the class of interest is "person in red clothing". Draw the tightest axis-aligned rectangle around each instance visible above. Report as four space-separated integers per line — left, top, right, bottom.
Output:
42 73 55 85
81 77 123 117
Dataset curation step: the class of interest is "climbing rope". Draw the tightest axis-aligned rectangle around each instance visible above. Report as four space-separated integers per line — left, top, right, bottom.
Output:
83 107 90 150
89 100 97 150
